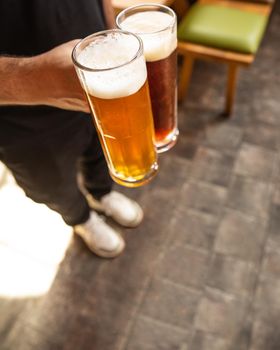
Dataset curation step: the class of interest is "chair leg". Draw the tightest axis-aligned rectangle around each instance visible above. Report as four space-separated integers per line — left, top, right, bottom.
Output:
178 55 194 103
225 63 239 116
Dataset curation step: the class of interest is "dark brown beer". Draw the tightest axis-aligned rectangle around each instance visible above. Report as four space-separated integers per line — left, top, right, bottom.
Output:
146 49 177 146
117 6 178 152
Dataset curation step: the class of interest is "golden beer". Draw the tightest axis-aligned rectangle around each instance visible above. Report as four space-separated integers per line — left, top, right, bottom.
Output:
72 30 158 187
86 81 156 185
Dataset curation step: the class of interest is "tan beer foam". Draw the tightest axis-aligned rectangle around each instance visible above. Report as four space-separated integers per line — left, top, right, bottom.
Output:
77 32 147 99
119 12 177 62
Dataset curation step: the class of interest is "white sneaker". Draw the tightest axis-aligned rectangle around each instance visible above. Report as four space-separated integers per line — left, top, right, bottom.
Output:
74 211 125 258
86 191 144 228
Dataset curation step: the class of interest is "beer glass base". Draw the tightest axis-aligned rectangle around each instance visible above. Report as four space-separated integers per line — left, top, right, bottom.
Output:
156 128 179 153
110 163 159 188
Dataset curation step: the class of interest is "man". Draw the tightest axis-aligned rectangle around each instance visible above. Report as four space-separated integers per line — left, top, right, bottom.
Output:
0 0 143 258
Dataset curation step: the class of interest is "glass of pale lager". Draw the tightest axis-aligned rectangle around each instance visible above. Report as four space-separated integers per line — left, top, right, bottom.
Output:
116 4 178 153
72 30 158 187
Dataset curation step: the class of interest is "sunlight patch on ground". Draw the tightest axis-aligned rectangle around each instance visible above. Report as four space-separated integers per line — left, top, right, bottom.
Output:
0 165 73 298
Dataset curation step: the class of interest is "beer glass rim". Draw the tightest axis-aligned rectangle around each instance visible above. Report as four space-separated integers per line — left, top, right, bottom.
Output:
72 29 144 72
116 3 176 35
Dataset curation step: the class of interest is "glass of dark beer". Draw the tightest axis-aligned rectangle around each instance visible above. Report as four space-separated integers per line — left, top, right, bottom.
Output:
72 30 158 187
116 4 178 153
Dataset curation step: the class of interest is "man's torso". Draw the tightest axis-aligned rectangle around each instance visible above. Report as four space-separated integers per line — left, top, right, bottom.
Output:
0 0 106 144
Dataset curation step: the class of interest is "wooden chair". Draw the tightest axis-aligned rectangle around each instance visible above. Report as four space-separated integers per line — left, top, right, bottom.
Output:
177 0 273 115
112 0 188 18
113 0 176 14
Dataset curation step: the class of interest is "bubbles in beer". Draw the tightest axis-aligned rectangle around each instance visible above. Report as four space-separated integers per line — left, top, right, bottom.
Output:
119 12 177 62
77 32 147 99
78 32 139 69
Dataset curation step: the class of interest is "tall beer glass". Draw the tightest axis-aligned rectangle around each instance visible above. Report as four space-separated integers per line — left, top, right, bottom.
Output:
72 30 158 187
117 4 178 153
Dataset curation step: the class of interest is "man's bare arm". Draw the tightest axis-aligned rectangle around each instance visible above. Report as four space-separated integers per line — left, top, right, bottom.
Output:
0 40 89 112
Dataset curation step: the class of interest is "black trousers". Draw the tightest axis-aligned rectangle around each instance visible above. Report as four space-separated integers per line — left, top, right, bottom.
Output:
0 116 112 226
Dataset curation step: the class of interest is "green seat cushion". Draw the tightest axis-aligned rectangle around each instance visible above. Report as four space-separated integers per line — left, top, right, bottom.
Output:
178 3 268 54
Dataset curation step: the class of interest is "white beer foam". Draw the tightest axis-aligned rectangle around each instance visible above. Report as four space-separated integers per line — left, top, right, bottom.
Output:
77 32 147 99
120 12 177 62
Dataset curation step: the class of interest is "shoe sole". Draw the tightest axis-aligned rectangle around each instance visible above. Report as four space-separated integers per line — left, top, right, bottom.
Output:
89 236 125 258
74 228 125 258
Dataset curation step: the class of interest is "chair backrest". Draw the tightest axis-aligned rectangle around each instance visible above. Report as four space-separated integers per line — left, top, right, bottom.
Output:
198 0 273 15
112 0 176 14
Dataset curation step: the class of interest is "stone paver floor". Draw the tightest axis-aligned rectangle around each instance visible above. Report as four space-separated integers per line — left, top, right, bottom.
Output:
1 3 280 350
